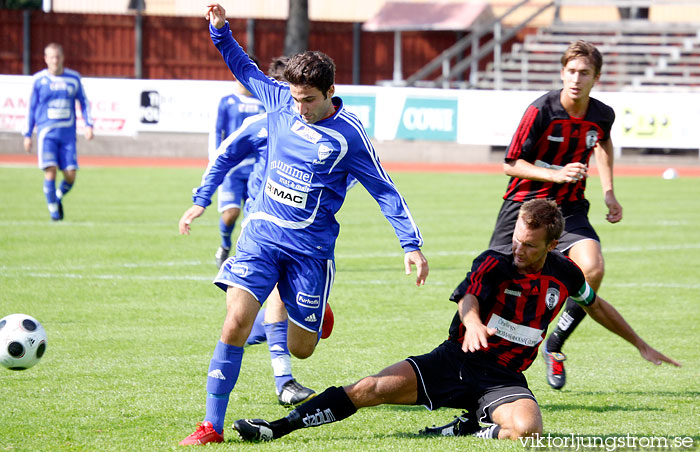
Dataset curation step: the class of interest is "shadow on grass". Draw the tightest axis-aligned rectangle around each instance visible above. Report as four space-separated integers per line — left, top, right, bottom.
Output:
539 403 663 413
573 390 700 398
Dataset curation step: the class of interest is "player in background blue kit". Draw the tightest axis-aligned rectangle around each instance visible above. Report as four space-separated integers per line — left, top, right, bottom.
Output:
178 4 429 446
22 43 93 221
210 57 266 268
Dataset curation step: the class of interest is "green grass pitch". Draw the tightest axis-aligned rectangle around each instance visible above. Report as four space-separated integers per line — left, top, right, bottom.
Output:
0 165 698 451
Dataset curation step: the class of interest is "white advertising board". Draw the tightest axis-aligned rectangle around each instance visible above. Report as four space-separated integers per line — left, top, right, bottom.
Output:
2 75 699 150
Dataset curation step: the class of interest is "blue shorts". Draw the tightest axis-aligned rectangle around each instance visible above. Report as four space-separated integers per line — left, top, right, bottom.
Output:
217 168 250 213
38 136 78 171
213 233 335 333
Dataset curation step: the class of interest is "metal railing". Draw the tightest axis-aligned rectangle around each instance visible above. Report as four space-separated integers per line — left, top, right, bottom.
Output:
402 0 555 89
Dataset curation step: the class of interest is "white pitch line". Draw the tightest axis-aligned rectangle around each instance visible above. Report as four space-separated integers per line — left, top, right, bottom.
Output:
0 271 213 282
1 271 697 289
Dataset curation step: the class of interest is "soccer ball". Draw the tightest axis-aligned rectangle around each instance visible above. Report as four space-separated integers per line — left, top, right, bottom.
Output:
0 314 47 371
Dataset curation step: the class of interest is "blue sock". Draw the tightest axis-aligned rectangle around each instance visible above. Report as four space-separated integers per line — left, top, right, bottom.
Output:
219 218 234 249
57 180 73 199
204 341 244 434
43 180 59 218
264 321 293 393
246 308 267 345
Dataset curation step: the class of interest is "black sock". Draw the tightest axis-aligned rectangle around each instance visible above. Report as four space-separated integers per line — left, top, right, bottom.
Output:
270 386 357 438
546 298 587 353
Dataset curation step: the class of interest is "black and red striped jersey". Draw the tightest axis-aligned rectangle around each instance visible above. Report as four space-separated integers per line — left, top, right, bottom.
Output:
448 247 596 373
502 89 615 204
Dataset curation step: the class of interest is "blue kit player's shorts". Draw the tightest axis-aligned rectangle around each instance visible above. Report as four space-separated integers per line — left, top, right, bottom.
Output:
217 167 250 213
38 136 78 171
213 232 334 334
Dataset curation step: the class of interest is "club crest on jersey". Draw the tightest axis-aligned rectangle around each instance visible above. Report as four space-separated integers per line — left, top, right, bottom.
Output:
586 130 599 149
291 120 322 143
313 144 333 165
296 292 320 308
545 287 560 310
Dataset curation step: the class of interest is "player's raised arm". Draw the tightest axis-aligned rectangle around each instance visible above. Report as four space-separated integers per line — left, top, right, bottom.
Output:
206 3 226 29
582 296 681 367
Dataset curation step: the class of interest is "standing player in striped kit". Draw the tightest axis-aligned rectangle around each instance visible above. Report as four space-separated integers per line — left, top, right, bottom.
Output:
488 41 622 390
178 4 429 445
22 43 93 221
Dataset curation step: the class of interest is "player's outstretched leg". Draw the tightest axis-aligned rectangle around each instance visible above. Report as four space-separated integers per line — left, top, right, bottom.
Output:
233 386 357 441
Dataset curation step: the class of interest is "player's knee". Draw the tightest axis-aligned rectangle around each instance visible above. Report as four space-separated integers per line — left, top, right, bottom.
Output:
288 341 315 359
507 416 542 439
583 260 605 288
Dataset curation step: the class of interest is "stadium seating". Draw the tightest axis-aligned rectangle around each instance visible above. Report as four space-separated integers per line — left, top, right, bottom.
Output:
475 19 700 92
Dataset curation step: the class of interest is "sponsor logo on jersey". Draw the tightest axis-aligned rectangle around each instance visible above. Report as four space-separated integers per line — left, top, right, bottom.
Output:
586 129 599 149
47 108 71 120
302 408 336 427
504 288 522 297
545 287 560 310
296 292 320 308
238 103 262 113
265 178 308 208
547 135 565 142
230 263 248 277
270 160 313 183
50 81 69 92
487 313 544 347
291 120 322 143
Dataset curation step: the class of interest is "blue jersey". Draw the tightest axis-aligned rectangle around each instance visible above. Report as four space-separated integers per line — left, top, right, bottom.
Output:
214 92 265 148
194 114 268 209
211 22 423 259
22 68 93 142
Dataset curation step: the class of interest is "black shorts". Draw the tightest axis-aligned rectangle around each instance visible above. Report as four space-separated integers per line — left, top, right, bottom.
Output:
488 199 600 253
406 340 536 424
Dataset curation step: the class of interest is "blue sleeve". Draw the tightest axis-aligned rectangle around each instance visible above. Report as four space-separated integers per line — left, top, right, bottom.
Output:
215 98 227 148
75 76 93 128
23 79 40 137
344 135 423 252
192 115 265 208
209 22 290 111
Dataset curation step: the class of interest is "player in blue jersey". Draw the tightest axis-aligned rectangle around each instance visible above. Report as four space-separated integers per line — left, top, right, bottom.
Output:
178 4 429 446
210 56 266 268
22 43 93 221
181 57 322 410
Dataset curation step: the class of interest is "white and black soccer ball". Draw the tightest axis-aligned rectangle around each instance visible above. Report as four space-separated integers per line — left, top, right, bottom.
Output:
0 314 47 371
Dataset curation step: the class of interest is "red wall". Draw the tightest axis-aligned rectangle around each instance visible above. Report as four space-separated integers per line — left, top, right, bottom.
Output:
0 9 463 85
